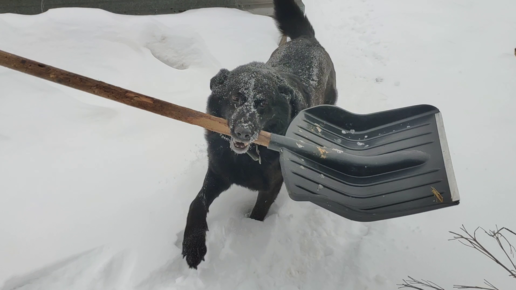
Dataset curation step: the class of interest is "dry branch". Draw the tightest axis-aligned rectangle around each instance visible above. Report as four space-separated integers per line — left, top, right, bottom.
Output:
398 277 500 290
398 225 516 290
398 276 445 290
454 280 499 290
449 225 516 279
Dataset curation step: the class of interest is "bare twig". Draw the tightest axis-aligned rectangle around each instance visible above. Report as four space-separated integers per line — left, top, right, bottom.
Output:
398 277 500 290
486 227 516 275
449 225 516 279
454 279 499 290
398 226 515 290
398 276 445 290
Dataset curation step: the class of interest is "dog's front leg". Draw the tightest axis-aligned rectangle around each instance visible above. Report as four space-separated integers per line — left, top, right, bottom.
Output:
249 177 283 221
182 167 230 269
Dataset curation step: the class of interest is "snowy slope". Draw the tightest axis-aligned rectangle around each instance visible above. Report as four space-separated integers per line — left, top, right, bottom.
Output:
1 0 515 289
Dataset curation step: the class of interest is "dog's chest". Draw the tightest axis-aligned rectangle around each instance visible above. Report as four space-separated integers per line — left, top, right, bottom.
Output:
207 136 281 191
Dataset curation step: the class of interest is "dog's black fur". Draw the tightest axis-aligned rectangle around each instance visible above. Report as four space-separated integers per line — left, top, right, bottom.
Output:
182 0 337 269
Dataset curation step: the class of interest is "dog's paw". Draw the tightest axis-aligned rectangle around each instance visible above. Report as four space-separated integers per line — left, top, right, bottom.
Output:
249 207 268 221
182 229 207 269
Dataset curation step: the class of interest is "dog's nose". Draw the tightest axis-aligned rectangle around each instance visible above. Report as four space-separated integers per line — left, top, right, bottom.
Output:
234 125 253 141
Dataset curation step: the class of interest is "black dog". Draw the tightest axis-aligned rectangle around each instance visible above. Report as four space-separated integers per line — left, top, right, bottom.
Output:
182 0 337 269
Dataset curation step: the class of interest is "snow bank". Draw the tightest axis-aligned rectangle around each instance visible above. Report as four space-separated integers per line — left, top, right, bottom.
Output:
1 0 515 289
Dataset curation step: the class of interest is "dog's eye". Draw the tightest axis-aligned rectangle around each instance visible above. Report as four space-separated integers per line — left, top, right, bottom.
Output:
232 93 245 104
257 99 268 108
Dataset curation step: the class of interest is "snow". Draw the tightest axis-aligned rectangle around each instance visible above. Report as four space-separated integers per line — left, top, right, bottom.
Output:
1 0 515 289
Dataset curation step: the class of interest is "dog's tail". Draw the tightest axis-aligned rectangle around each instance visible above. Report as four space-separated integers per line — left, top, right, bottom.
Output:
273 0 315 40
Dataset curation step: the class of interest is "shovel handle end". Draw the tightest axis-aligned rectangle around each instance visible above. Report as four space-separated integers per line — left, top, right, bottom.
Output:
0 49 277 145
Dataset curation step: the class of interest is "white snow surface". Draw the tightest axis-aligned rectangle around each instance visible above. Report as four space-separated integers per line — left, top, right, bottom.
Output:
1 0 515 289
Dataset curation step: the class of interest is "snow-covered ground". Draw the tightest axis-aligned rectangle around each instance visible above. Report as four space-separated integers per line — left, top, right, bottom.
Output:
1 0 515 289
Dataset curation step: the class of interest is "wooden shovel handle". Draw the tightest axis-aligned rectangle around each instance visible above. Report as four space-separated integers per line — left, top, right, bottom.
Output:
0 49 271 146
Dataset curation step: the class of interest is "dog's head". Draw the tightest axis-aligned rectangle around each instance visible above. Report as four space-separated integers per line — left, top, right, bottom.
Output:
207 62 302 154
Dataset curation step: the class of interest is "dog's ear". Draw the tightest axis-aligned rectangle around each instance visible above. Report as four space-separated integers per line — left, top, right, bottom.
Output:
278 84 306 119
278 84 293 100
210 69 230 90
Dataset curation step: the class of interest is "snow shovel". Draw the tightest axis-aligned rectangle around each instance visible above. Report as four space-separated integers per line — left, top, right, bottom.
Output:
0 49 460 221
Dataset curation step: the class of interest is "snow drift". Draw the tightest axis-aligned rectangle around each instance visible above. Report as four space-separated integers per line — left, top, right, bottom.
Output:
1 0 515 289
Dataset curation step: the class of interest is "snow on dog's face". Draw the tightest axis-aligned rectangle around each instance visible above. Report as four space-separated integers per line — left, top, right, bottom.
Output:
207 62 296 154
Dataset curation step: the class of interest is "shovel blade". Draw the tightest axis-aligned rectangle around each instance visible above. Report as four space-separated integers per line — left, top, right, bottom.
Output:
279 104 459 222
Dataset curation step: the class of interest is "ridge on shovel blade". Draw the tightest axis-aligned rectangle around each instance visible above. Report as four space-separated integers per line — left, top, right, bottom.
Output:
279 104 460 222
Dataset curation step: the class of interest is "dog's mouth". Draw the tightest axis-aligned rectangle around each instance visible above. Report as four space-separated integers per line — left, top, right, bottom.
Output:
230 138 251 154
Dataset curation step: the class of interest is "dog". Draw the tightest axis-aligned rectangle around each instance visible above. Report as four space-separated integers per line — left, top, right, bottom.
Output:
182 0 337 269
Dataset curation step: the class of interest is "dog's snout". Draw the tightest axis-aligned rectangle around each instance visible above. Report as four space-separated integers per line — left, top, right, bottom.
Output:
234 125 253 141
